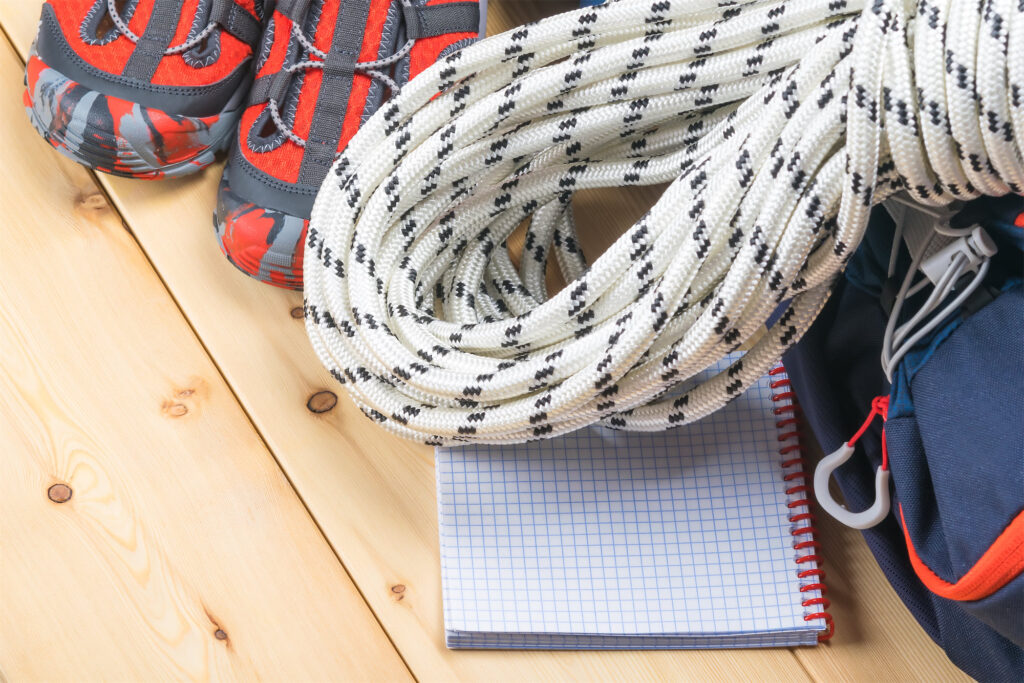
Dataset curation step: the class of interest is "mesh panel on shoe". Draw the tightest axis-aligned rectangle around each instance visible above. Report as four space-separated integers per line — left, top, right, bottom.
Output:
238 0 479 185
53 0 258 87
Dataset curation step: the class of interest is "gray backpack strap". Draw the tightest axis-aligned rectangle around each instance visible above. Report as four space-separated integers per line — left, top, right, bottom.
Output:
402 1 480 40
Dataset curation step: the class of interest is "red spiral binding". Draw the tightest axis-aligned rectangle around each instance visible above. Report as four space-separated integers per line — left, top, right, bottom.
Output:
769 365 835 642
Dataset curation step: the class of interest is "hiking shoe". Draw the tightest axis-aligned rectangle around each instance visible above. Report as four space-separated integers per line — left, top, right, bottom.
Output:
215 0 485 290
24 0 265 179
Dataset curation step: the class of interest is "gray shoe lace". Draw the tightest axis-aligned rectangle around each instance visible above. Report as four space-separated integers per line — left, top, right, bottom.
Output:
266 0 417 150
106 0 222 55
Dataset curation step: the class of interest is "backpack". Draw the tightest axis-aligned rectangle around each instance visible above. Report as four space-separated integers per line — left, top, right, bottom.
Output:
783 195 1024 681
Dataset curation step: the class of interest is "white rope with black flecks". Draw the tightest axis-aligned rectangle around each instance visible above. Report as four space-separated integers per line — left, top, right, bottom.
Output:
303 0 1023 445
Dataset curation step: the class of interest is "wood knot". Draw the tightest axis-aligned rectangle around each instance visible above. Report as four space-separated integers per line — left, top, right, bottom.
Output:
390 584 406 601
48 483 72 503
290 306 304 319
162 401 189 418
306 391 338 414
203 605 230 645
75 192 108 213
163 379 206 419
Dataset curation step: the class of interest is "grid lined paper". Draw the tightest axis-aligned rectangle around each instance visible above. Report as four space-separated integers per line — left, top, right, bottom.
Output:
435 355 826 649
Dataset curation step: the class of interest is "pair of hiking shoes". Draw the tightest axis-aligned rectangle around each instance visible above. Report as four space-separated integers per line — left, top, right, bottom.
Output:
24 0 484 289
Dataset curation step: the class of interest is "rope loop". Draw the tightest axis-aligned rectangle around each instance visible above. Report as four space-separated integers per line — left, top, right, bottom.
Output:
303 0 1023 445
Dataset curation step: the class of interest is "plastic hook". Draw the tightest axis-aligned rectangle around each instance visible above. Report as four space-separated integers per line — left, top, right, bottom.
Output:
813 396 892 530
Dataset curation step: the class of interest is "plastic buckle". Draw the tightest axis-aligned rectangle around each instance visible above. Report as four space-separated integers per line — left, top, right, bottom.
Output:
918 226 997 286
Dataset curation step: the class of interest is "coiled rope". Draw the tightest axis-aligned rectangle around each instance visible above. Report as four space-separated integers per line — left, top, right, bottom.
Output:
304 0 1023 445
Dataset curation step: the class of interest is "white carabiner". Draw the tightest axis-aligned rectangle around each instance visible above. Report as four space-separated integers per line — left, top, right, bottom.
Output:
813 442 891 530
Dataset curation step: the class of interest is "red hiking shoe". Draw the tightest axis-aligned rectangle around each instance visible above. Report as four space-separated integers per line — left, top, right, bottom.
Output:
24 0 265 179
215 0 484 290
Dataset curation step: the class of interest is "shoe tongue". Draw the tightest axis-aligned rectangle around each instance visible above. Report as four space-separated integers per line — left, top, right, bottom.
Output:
295 0 379 185
243 0 399 186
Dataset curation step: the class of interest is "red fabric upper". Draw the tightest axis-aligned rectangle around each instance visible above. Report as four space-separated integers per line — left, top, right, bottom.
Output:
49 0 258 86
407 0 477 77
240 0 476 184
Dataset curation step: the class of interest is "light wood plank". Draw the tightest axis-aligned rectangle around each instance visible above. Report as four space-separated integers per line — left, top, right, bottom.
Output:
0 2 972 681
0 36 409 683
0 4 802 679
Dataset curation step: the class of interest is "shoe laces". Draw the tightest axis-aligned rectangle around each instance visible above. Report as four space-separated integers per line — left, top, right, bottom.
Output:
105 0 234 55
265 0 418 150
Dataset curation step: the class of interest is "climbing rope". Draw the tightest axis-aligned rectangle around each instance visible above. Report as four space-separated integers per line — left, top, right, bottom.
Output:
303 0 1023 444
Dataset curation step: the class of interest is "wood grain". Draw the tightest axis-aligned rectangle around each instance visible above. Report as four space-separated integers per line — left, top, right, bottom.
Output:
0 2 972 681
0 35 408 683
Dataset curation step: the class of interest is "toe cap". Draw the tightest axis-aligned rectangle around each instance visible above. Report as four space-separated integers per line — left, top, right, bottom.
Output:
215 175 307 290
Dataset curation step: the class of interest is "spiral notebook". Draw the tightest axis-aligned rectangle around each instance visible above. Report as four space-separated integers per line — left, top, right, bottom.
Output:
434 356 833 649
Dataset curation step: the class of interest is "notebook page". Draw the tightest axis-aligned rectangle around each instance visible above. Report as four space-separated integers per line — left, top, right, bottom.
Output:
436 359 822 641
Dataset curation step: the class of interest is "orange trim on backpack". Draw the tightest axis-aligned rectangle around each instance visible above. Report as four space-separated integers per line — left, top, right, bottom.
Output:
900 506 1024 602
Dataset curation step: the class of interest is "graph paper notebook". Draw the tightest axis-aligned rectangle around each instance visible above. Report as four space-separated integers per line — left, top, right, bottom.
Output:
435 356 833 649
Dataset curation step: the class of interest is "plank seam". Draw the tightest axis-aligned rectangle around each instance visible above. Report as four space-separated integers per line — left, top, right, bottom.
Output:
0 24 415 681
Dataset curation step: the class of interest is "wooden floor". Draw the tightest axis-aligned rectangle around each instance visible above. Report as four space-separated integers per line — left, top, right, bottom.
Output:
0 2 971 681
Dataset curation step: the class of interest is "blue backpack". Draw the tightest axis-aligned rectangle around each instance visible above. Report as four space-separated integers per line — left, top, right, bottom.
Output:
784 195 1024 681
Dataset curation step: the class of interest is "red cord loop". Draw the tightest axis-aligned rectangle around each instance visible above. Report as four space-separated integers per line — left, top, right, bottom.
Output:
848 395 890 470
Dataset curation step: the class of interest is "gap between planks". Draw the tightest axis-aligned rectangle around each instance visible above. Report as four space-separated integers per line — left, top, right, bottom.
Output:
0 25 416 682
0 2 973 680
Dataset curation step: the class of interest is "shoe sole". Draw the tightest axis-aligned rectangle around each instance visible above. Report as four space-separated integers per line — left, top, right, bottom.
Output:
24 50 239 179
214 174 307 290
